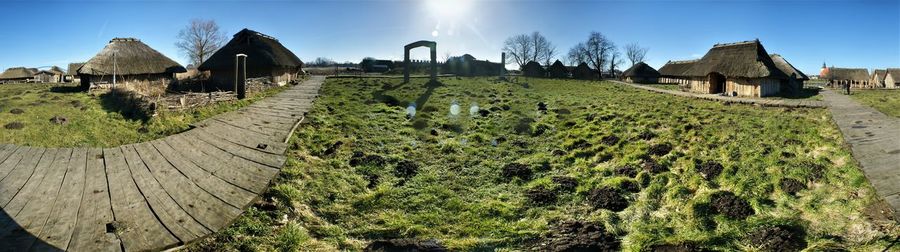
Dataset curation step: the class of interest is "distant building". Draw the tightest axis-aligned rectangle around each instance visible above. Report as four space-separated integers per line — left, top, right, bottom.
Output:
547 60 569 78
824 68 870 88
658 59 697 85
522 61 545 77
67 62 84 83
571 62 595 80
871 69 886 87
884 68 900 89
621 62 660 84
678 40 793 97
360 58 395 73
79 38 187 96
33 67 64 83
442 54 503 76
0 67 36 83
199 29 304 90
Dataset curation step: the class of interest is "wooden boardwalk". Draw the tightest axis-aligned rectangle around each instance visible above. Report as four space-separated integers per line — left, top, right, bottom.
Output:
0 76 324 251
822 89 900 219
615 80 827 108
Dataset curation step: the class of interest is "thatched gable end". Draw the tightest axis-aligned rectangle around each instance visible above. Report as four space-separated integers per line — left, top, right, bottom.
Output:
67 63 84 76
572 62 595 80
0 67 36 80
682 40 787 79
198 28 303 72
548 60 569 78
769 54 808 81
79 38 186 76
522 61 545 77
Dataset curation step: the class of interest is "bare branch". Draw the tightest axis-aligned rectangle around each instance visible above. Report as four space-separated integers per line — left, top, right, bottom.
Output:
624 42 648 67
176 19 227 67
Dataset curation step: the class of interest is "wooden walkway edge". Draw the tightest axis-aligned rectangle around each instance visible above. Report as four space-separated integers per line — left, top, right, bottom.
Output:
0 76 324 251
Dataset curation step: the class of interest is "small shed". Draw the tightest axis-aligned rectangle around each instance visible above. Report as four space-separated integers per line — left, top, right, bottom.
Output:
769 54 808 94
79 38 187 96
198 28 304 91
522 61 545 77
548 60 569 78
571 62 595 80
621 62 660 84
0 67 36 83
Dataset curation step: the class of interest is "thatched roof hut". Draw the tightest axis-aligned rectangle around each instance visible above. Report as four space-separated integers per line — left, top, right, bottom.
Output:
522 61 545 77
548 60 569 78
0 67 36 82
67 63 84 76
199 28 303 89
769 54 808 81
79 38 186 95
871 69 886 85
572 62 595 80
825 68 869 81
658 59 697 77
883 68 900 89
621 62 660 83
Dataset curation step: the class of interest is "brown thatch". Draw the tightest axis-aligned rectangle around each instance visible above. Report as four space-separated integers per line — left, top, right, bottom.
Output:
886 68 900 82
825 68 869 81
572 62 595 80
522 61 545 77
79 38 186 76
658 59 698 77
48 66 65 75
199 29 303 72
0 67 35 80
67 63 84 76
872 69 887 82
622 62 660 78
548 60 569 78
682 40 788 79
769 54 808 81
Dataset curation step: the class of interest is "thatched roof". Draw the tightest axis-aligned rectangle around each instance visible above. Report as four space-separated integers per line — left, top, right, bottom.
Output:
67 63 84 76
622 62 660 78
48 66 65 75
572 62 594 80
199 28 303 72
886 68 900 82
548 60 569 78
658 59 698 77
682 40 788 79
522 61 545 77
0 67 35 80
872 69 887 81
769 54 808 81
825 68 869 81
79 38 186 76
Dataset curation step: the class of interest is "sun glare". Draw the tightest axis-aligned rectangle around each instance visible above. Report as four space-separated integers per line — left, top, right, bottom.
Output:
426 0 472 20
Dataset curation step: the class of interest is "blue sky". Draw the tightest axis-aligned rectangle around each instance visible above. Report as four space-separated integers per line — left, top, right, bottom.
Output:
0 0 898 75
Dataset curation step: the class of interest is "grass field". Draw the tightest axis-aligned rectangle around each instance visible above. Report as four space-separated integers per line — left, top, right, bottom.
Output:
849 89 900 118
0 82 287 147
194 77 897 251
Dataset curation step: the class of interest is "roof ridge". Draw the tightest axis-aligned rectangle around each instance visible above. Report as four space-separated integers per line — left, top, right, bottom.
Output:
712 39 758 48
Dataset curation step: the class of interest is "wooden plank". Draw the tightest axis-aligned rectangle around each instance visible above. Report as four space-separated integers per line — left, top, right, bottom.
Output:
0 147 35 203
163 135 274 194
0 145 21 179
206 117 286 139
241 107 306 120
131 143 241 231
196 121 287 155
32 148 88 251
0 148 71 250
150 139 257 208
120 145 209 241
67 148 122 252
2 148 59 216
220 110 297 126
188 129 286 168
103 147 178 251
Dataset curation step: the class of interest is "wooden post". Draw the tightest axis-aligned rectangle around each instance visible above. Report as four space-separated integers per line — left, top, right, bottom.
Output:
235 54 247 99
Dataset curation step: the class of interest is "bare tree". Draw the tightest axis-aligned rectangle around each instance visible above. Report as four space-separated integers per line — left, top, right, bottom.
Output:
503 34 533 70
567 43 588 66
175 19 226 67
624 43 648 67
311 57 336 66
530 31 556 66
576 31 616 79
609 45 623 77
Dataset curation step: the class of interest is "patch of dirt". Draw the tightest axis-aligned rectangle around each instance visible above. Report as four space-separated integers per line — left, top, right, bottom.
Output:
799 161 825 182
364 239 447 252
600 135 620 146
641 160 669 174
349 152 387 167
746 225 807 252
587 187 628 211
478 109 490 117
648 143 673 156
394 160 419 179
552 176 578 192
514 118 534 135
502 163 532 181
862 200 897 232
9 108 24 114
619 180 641 193
49 116 68 125
526 186 558 206
697 161 724 180
637 131 656 141
537 102 548 112
411 119 428 130
537 221 620 252
647 242 707 252
614 165 638 177
566 139 592 151
70 100 83 108
322 141 343 156
709 191 754 220
779 178 805 196
4 122 24 130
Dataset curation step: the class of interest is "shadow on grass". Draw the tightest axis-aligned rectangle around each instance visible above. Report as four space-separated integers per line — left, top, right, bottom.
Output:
49 85 85 94
98 90 153 123
780 87 821 99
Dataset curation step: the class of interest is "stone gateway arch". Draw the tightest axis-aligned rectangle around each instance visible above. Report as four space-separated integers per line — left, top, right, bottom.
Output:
403 40 437 83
